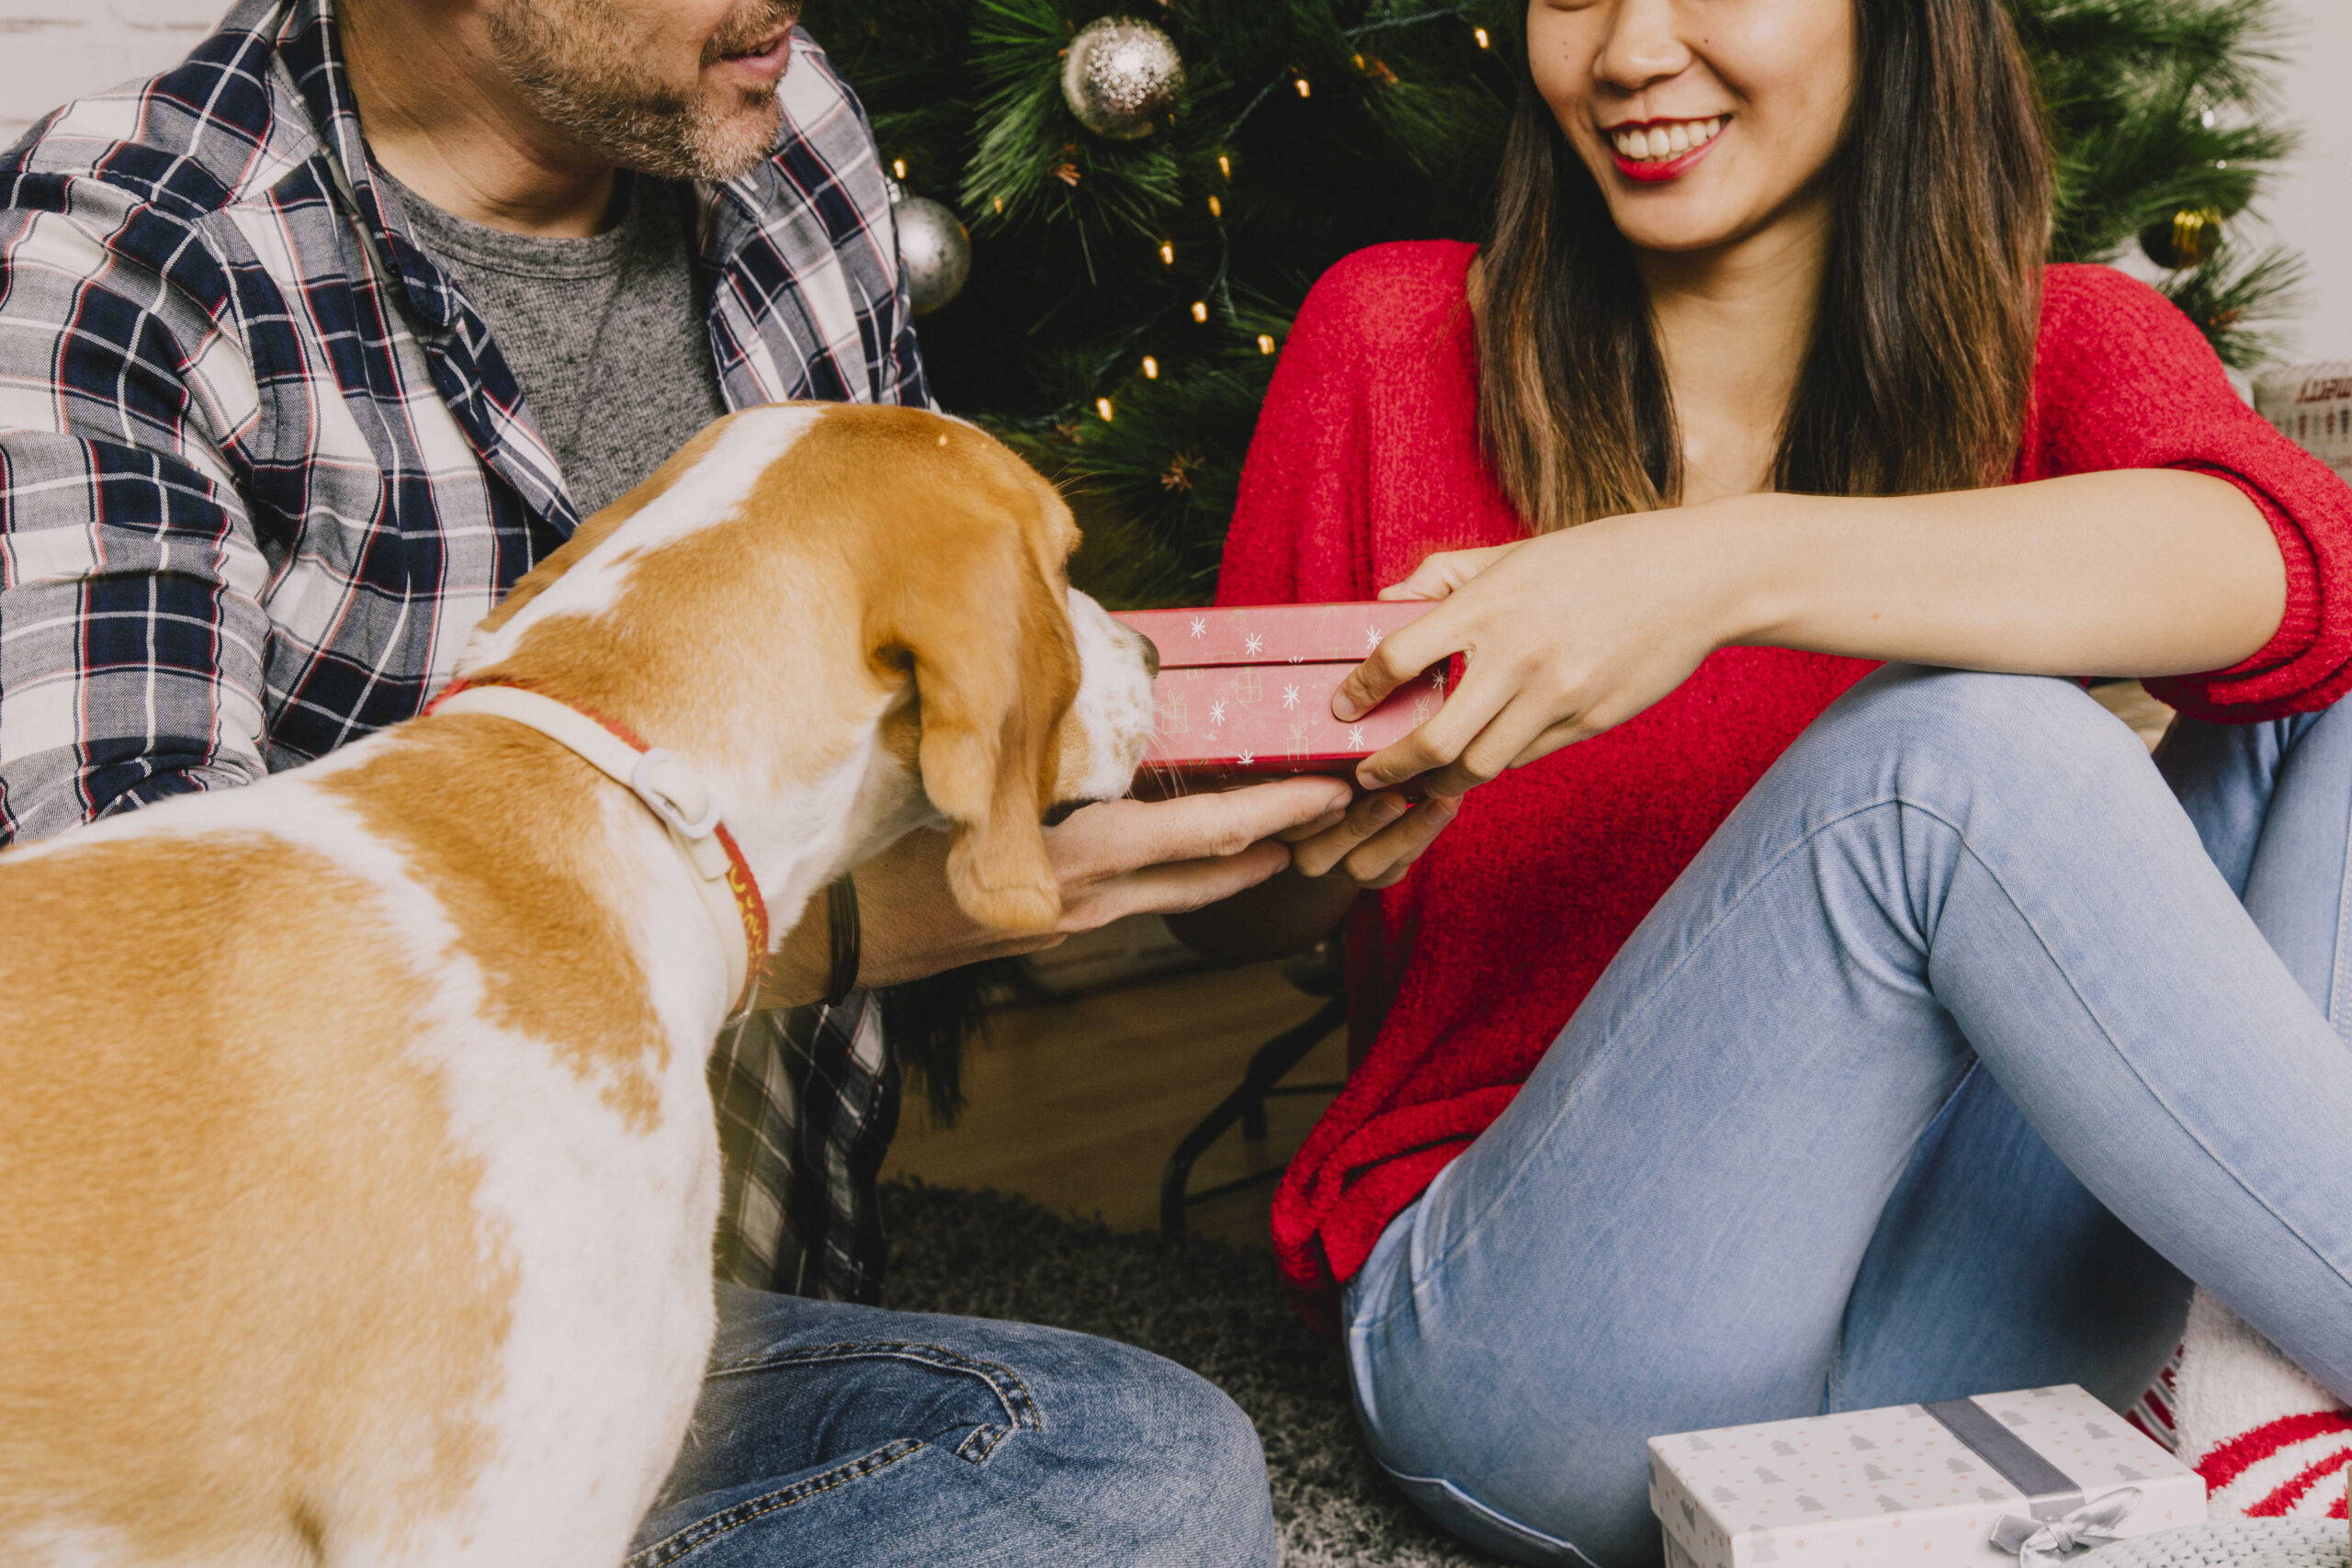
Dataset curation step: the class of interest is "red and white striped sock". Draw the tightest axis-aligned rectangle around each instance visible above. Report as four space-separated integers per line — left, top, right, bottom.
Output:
2151 1291 2352 1519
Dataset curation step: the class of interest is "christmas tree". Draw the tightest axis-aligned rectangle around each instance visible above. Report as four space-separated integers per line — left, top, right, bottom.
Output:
813 0 2301 615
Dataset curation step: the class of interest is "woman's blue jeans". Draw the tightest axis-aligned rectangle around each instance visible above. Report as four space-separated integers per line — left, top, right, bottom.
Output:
1342 665 2352 1568
626 1284 1278 1566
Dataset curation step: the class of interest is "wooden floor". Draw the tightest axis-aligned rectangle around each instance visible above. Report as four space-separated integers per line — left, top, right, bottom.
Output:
881 957 1347 1251
884 682 2176 1254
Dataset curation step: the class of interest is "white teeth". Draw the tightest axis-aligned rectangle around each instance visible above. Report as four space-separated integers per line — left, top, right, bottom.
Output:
1611 117 1725 161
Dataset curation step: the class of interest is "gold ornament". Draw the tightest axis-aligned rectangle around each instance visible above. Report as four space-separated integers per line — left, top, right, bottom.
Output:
2140 207 2223 270
1061 18 1185 141
890 195 970 315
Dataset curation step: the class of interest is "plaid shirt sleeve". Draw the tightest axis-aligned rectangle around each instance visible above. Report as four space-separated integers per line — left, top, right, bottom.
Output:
708 993 903 1303
0 175 273 845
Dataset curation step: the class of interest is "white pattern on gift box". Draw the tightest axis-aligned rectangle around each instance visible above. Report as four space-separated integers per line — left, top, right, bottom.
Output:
1647 1385 2207 1568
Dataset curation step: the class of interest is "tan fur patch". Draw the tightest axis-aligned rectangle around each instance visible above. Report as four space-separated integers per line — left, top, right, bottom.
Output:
0 834 511 1562
319 720 671 1132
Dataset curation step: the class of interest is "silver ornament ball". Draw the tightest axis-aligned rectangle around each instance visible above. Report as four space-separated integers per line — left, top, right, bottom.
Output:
893 196 970 316
1061 17 1185 141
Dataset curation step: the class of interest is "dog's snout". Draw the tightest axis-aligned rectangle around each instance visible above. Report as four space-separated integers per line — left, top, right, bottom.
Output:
1137 632 1160 679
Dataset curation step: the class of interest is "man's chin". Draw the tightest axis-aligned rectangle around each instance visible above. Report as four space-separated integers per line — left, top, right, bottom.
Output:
686 96 782 182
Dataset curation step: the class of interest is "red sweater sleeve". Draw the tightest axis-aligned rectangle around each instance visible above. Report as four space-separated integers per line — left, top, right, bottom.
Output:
2021 265 2352 721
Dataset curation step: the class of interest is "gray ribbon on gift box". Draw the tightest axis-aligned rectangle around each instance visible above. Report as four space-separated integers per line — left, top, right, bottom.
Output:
1923 1398 2143 1565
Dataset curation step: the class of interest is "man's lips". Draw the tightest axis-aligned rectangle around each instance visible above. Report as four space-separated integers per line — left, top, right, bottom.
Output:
714 27 792 79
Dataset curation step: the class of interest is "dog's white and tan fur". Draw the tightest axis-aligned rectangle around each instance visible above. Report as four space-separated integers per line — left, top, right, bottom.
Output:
0 403 1156 1568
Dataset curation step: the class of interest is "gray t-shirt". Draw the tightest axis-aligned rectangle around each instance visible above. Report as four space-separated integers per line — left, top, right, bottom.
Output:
387 170 729 516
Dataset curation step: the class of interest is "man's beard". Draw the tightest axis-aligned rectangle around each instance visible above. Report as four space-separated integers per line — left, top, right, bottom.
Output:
486 0 797 182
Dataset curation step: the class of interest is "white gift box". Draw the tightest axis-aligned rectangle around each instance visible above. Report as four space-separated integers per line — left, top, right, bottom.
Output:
1648 1384 2208 1568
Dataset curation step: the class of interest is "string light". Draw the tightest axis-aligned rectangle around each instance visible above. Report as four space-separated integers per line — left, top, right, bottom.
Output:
1217 153 1232 180
892 158 908 179
1295 77 1311 98
1142 355 1160 379
1159 241 1175 264
1191 300 1209 322
1097 397 1115 421
1257 334 1277 355
1207 195 1223 219
992 197 1004 214
1474 26 1490 48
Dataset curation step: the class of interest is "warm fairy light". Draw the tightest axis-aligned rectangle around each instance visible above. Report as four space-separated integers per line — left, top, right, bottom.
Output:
1257 333 1277 355
1474 26 1490 47
1352 52 1366 69
1207 195 1223 219
1191 300 1209 322
1159 241 1175 264
892 158 907 179
1295 78 1311 98
992 197 1004 213
1217 153 1232 180
1142 355 1160 379
1097 397 1115 421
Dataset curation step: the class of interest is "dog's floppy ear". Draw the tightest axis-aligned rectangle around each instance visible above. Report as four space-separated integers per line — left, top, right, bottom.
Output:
894 542 1073 936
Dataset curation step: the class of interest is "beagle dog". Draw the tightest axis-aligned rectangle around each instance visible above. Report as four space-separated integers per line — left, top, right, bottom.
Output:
0 403 1158 1568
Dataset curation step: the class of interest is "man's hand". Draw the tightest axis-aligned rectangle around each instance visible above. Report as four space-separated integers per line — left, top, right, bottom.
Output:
757 775 1355 1005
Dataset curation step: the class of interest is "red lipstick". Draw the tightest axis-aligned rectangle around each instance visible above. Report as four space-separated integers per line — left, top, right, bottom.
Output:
1606 121 1726 184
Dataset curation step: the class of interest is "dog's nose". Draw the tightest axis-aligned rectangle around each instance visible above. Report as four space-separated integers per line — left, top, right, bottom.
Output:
1137 632 1160 678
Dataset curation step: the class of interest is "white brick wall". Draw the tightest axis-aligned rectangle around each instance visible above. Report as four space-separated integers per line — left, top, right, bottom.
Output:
0 1 225 141
0 0 2343 355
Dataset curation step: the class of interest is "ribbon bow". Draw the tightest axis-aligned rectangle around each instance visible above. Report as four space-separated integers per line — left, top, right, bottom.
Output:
1990 1487 2141 1566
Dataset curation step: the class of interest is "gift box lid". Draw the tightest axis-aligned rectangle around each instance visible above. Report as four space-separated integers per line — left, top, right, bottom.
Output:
1649 1384 2207 1568
1113 602 1436 668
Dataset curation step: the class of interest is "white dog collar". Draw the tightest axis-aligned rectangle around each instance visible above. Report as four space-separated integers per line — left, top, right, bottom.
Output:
425 678 768 1015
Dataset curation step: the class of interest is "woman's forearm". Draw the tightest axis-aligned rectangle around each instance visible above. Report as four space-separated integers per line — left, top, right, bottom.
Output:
1721 470 2286 678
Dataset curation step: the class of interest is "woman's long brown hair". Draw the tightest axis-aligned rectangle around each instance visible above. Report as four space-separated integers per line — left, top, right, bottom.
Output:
1477 0 2052 531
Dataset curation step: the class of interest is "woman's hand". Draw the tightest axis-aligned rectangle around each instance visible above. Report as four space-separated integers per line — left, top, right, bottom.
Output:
757 775 1355 1006
1272 786 1464 892
1336 507 1743 798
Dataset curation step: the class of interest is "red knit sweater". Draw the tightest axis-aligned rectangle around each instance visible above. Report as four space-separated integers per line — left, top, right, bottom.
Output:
1219 242 2352 1305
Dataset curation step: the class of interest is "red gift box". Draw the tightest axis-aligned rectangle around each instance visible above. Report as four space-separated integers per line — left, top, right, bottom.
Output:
1111 603 1448 795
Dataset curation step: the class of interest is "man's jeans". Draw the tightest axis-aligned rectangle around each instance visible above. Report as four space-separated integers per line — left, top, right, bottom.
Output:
627 1285 1277 1566
1341 666 2352 1567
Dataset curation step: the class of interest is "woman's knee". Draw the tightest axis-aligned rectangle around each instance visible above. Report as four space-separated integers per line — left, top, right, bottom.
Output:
1802 664 2154 809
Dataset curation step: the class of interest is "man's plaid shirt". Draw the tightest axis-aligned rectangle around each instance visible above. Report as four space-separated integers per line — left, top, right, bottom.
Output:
0 0 918 1303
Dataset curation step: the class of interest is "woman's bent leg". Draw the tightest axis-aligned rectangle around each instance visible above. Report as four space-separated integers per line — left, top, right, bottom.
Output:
1836 696 2352 1414
1832 1063 2191 1414
1344 666 2352 1568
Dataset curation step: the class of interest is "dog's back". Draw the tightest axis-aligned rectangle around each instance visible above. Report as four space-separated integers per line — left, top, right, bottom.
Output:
0 754 718 1567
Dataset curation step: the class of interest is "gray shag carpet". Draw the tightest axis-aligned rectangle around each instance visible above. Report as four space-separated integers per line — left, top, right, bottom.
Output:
878 1179 1504 1568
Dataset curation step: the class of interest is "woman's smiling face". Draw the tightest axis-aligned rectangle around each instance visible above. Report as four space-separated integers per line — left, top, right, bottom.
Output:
1528 0 1860 255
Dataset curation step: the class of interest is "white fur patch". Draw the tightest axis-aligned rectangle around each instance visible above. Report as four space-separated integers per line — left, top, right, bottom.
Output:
458 404 825 672
1062 589 1156 803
